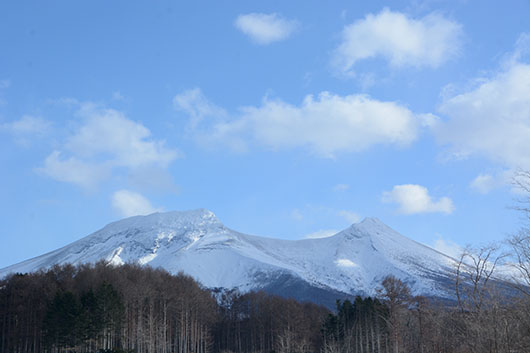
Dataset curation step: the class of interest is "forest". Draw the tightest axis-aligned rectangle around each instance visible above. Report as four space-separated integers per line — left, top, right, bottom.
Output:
1 243 530 353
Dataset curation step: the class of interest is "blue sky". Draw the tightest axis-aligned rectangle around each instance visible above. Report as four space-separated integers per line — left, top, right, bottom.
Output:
1 0 530 268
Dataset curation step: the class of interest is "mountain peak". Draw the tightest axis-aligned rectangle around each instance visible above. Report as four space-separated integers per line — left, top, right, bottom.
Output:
336 217 397 242
358 217 384 225
101 208 222 232
346 217 390 233
158 208 220 225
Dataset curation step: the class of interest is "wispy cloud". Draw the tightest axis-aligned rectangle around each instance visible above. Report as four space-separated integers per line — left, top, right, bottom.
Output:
338 210 361 223
39 151 110 189
436 33 530 170
470 174 496 194
173 88 226 129
112 189 162 218
1 115 52 146
333 183 350 192
332 8 462 75
382 184 454 214
431 236 464 259
235 13 299 45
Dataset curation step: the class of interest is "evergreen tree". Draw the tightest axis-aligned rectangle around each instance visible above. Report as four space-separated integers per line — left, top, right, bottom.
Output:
43 290 82 349
80 288 104 342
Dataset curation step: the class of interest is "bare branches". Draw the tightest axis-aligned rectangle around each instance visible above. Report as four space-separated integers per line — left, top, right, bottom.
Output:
508 169 530 296
454 245 507 313
507 229 530 296
378 275 412 353
511 169 530 221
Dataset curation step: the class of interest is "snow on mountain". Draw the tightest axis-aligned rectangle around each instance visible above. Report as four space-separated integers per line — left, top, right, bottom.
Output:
0 209 459 302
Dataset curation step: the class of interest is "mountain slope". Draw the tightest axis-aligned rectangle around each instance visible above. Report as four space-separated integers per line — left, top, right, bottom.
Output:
0 209 459 304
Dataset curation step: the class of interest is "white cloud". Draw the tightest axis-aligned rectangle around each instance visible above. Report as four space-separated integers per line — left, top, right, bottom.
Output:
432 237 464 259
469 170 519 195
187 91 430 157
68 104 177 168
382 184 454 214
235 13 298 45
5 115 51 135
1 115 52 145
112 190 162 218
39 151 110 189
436 35 530 169
173 88 226 128
332 8 462 75
511 32 530 63
333 183 350 192
40 103 179 188
304 229 339 239
470 174 495 194
338 210 361 223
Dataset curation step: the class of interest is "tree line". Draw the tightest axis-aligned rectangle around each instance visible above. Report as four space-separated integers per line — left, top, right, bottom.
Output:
1 255 530 353
0 262 330 353
0 263 218 353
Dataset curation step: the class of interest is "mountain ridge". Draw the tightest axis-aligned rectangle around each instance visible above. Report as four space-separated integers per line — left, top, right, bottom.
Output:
0 209 459 306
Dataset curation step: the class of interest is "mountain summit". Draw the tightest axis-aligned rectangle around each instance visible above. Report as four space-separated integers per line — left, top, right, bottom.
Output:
0 209 458 307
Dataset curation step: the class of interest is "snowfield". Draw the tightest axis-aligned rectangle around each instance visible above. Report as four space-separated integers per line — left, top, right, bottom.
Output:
0 209 459 299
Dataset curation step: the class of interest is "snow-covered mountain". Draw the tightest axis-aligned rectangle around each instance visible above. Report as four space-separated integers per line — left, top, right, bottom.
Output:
0 209 459 306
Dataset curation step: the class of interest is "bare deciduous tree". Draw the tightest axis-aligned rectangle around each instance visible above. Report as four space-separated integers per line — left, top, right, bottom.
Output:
508 229 530 296
378 275 411 353
455 245 505 313
508 170 530 296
